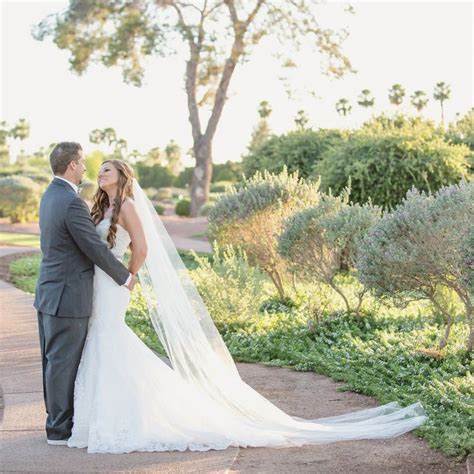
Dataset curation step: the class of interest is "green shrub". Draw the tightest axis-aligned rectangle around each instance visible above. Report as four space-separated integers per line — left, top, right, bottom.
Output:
0 176 42 223
85 150 106 181
175 199 191 216
144 187 160 200
0 164 25 177
173 166 194 188
313 118 471 210
190 243 267 330
78 179 97 202
154 203 165 215
9 255 41 293
134 163 174 188
156 187 173 200
208 167 321 298
210 180 234 193
445 108 474 172
242 129 347 179
278 190 381 317
198 201 214 216
212 160 243 183
357 181 474 351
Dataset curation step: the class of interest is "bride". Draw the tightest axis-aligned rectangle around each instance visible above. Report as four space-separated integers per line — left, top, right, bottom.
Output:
67 159 428 454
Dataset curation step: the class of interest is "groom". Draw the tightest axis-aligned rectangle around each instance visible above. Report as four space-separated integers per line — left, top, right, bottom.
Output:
33 142 137 445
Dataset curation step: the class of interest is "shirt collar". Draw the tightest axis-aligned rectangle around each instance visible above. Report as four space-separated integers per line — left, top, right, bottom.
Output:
54 176 79 194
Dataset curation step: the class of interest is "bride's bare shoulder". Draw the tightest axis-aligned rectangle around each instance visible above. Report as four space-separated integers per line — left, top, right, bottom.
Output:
120 197 141 225
121 197 137 211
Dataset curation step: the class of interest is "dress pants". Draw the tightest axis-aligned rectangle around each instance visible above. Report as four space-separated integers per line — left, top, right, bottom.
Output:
37 312 88 440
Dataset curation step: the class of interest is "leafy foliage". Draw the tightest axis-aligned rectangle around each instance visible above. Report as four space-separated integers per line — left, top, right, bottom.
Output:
189 243 268 331
357 181 474 351
445 108 474 172
278 190 381 315
134 162 174 188
313 116 471 209
0 176 42 223
242 129 347 179
208 167 321 297
175 198 191 216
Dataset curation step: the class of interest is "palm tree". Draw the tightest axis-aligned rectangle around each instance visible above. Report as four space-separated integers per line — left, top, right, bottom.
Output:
258 100 272 120
410 90 429 114
336 98 352 117
294 109 309 130
357 89 375 109
248 100 273 152
0 121 9 163
10 118 30 164
433 81 451 126
89 127 128 158
165 140 183 176
388 84 405 107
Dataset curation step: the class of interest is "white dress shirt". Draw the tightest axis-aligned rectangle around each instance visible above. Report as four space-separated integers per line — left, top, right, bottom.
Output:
54 175 79 194
54 175 132 288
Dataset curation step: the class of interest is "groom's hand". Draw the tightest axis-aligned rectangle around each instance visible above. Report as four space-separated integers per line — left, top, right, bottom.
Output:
125 274 138 291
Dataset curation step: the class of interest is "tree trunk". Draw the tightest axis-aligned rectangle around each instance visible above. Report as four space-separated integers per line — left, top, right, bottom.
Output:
190 138 213 217
438 315 452 350
269 270 286 300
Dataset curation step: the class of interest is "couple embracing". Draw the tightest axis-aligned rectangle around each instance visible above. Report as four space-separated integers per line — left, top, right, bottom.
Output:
34 142 428 454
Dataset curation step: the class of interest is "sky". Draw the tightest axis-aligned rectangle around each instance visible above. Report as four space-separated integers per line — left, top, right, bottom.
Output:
1 1 473 166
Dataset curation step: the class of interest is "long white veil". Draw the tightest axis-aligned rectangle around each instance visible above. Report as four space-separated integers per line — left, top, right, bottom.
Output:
133 178 428 446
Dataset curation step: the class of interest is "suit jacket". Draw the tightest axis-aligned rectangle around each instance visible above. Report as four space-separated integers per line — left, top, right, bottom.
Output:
33 177 130 318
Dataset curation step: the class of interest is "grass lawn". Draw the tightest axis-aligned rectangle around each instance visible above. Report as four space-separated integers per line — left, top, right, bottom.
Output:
0 232 40 248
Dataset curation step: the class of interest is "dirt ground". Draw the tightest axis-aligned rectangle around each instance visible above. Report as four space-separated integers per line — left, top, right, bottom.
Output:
231 363 470 473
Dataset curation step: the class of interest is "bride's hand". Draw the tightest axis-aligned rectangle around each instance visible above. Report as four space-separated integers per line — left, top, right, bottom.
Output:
125 274 138 291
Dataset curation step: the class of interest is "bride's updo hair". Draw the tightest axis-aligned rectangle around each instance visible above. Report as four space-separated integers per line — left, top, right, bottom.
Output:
91 159 135 248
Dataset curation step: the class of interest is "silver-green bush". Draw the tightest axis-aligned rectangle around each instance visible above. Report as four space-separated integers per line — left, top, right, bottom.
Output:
190 243 267 328
277 189 381 317
356 180 474 351
207 166 321 298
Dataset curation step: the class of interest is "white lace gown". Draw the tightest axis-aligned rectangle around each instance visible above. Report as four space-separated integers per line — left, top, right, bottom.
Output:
68 218 428 454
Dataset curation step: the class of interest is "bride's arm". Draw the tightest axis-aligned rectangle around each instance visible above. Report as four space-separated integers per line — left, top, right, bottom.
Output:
120 198 148 275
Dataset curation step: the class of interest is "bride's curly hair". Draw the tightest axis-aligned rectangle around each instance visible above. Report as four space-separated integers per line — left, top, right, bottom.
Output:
91 159 134 248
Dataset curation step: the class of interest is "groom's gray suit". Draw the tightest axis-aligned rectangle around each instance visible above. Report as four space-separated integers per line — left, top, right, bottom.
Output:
33 177 130 441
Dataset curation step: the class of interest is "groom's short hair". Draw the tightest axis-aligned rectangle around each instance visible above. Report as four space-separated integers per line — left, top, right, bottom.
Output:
50 142 83 175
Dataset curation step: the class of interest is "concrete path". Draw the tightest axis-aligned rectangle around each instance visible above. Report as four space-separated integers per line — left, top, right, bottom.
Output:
0 245 38 257
0 248 469 473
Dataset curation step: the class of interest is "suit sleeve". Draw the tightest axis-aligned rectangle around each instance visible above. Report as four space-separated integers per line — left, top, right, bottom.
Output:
65 197 130 286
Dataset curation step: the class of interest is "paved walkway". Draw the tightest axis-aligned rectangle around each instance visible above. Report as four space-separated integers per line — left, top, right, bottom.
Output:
0 248 468 473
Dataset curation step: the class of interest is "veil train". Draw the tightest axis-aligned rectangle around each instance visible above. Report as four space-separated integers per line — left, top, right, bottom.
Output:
132 178 427 446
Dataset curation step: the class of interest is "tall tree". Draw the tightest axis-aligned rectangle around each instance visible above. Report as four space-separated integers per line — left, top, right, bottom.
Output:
34 1 354 216
165 139 183 176
433 81 451 126
4 119 30 164
357 89 375 109
336 98 352 117
410 90 429 114
144 147 163 165
248 100 272 152
388 83 405 107
294 109 309 130
0 121 10 164
89 127 128 159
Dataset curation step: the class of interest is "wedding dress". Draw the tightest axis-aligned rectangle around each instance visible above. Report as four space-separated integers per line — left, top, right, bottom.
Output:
67 181 428 454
